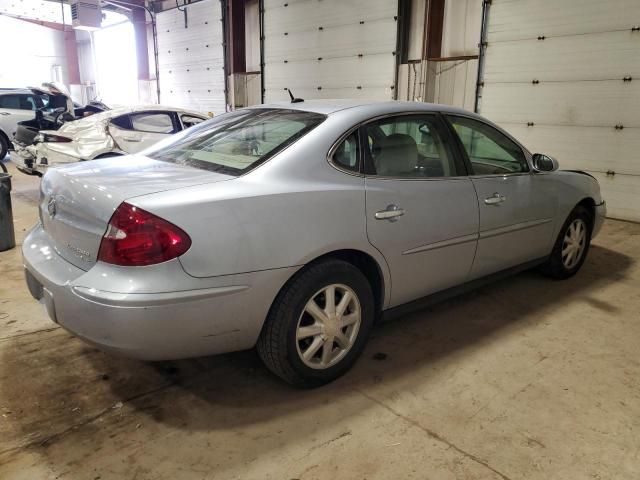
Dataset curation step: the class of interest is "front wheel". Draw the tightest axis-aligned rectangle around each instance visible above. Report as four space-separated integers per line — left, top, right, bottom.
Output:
0 134 9 161
542 206 592 279
257 259 375 388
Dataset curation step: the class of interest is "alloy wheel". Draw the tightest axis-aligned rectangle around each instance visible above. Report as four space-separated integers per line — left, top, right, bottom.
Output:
295 283 362 369
562 218 587 269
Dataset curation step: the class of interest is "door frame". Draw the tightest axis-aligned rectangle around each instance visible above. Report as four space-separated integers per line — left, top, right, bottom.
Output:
440 112 557 278
356 111 471 179
354 111 480 306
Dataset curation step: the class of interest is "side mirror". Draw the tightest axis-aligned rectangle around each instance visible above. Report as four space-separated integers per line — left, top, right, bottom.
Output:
532 153 559 172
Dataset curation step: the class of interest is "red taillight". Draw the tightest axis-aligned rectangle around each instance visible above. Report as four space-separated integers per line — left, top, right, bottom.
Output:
42 134 72 143
98 202 191 266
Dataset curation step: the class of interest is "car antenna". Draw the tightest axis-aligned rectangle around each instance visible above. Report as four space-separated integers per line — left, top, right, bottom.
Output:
287 88 304 103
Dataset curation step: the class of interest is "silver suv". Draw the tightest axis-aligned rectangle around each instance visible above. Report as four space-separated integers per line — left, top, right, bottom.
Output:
0 89 46 160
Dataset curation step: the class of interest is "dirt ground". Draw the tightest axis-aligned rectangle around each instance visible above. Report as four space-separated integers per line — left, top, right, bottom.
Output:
1 158 639 479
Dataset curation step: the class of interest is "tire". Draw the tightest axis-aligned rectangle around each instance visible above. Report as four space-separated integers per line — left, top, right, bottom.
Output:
0 133 9 161
542 206 592 279
257 259 375 388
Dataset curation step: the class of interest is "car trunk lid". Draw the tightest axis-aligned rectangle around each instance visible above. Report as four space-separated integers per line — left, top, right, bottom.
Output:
39 156 233 270
13 122 40 148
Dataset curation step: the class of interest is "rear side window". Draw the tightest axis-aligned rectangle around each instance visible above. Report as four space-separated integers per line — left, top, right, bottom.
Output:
0 95 20 109
150 109 326 176
24 96 38 110
110 114 132 130
364 115 461 178
332 131 359 173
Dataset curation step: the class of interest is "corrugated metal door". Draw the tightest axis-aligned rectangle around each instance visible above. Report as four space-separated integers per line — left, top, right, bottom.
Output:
156 0 225 114
262 0 399 102
478 0 640 222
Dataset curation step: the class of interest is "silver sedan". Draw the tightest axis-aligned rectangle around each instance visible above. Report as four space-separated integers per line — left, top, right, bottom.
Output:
23 100 606 387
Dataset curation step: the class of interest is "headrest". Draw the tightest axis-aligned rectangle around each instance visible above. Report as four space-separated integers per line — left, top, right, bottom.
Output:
375 133 418 176
380 133 418 152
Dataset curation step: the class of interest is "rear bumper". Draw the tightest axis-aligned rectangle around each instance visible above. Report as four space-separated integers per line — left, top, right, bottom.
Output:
16 164 44 176
11 146 45 176
22 224 297 360
12 143 80 176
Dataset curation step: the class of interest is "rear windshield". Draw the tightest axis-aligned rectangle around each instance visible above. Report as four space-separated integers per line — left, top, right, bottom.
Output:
147 108 326 176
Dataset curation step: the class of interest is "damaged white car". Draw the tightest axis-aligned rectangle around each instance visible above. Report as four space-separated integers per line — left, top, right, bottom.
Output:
14 105 208 176
1 83 107 160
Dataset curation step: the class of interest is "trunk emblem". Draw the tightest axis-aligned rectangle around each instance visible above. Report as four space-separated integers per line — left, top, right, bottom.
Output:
47 197 57 218
65 243 91 262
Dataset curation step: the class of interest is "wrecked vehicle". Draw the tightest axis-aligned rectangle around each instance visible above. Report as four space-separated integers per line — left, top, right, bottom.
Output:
14 105 208 176
11 82 109 163
0 83 104 159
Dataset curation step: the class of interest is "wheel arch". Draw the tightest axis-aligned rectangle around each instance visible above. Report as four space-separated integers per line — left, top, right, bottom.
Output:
576 197 596 226
309 249 386 317
269 248 390 323
92 151 125 160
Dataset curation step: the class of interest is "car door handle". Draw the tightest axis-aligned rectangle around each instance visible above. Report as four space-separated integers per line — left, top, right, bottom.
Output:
375 204 405 221
123 137 141 142
484 193 506 205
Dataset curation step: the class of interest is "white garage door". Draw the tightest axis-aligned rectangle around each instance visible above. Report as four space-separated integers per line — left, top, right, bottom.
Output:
156 0 225 115
478 0 640 222
263 0 398 102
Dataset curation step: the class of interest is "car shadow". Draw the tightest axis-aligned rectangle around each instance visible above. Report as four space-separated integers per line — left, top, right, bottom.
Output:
88 245 632 420
0 244 634 471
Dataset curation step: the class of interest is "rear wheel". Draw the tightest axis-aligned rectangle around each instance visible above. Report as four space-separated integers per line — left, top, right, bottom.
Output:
257 259 374 388
542 206 592 279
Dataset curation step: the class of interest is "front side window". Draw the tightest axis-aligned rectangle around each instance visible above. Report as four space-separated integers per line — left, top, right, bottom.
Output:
364 115 460 178
149 108 326 176
332 131 359 172
447 116 528 175
131 112 176 134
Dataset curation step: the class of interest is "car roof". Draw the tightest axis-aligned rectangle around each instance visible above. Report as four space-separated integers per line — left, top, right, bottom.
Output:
70 105 206 124
0 88 35 95
252 99 476 116
105 104 206 117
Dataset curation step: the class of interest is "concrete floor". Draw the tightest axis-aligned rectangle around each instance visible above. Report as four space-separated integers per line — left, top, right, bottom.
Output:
1 157 639 480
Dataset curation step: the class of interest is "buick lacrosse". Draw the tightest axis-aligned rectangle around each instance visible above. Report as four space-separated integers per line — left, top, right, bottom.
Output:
23 100 605 387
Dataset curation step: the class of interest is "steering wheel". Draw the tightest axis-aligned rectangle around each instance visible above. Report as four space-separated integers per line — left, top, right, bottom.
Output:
53 110 66 127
